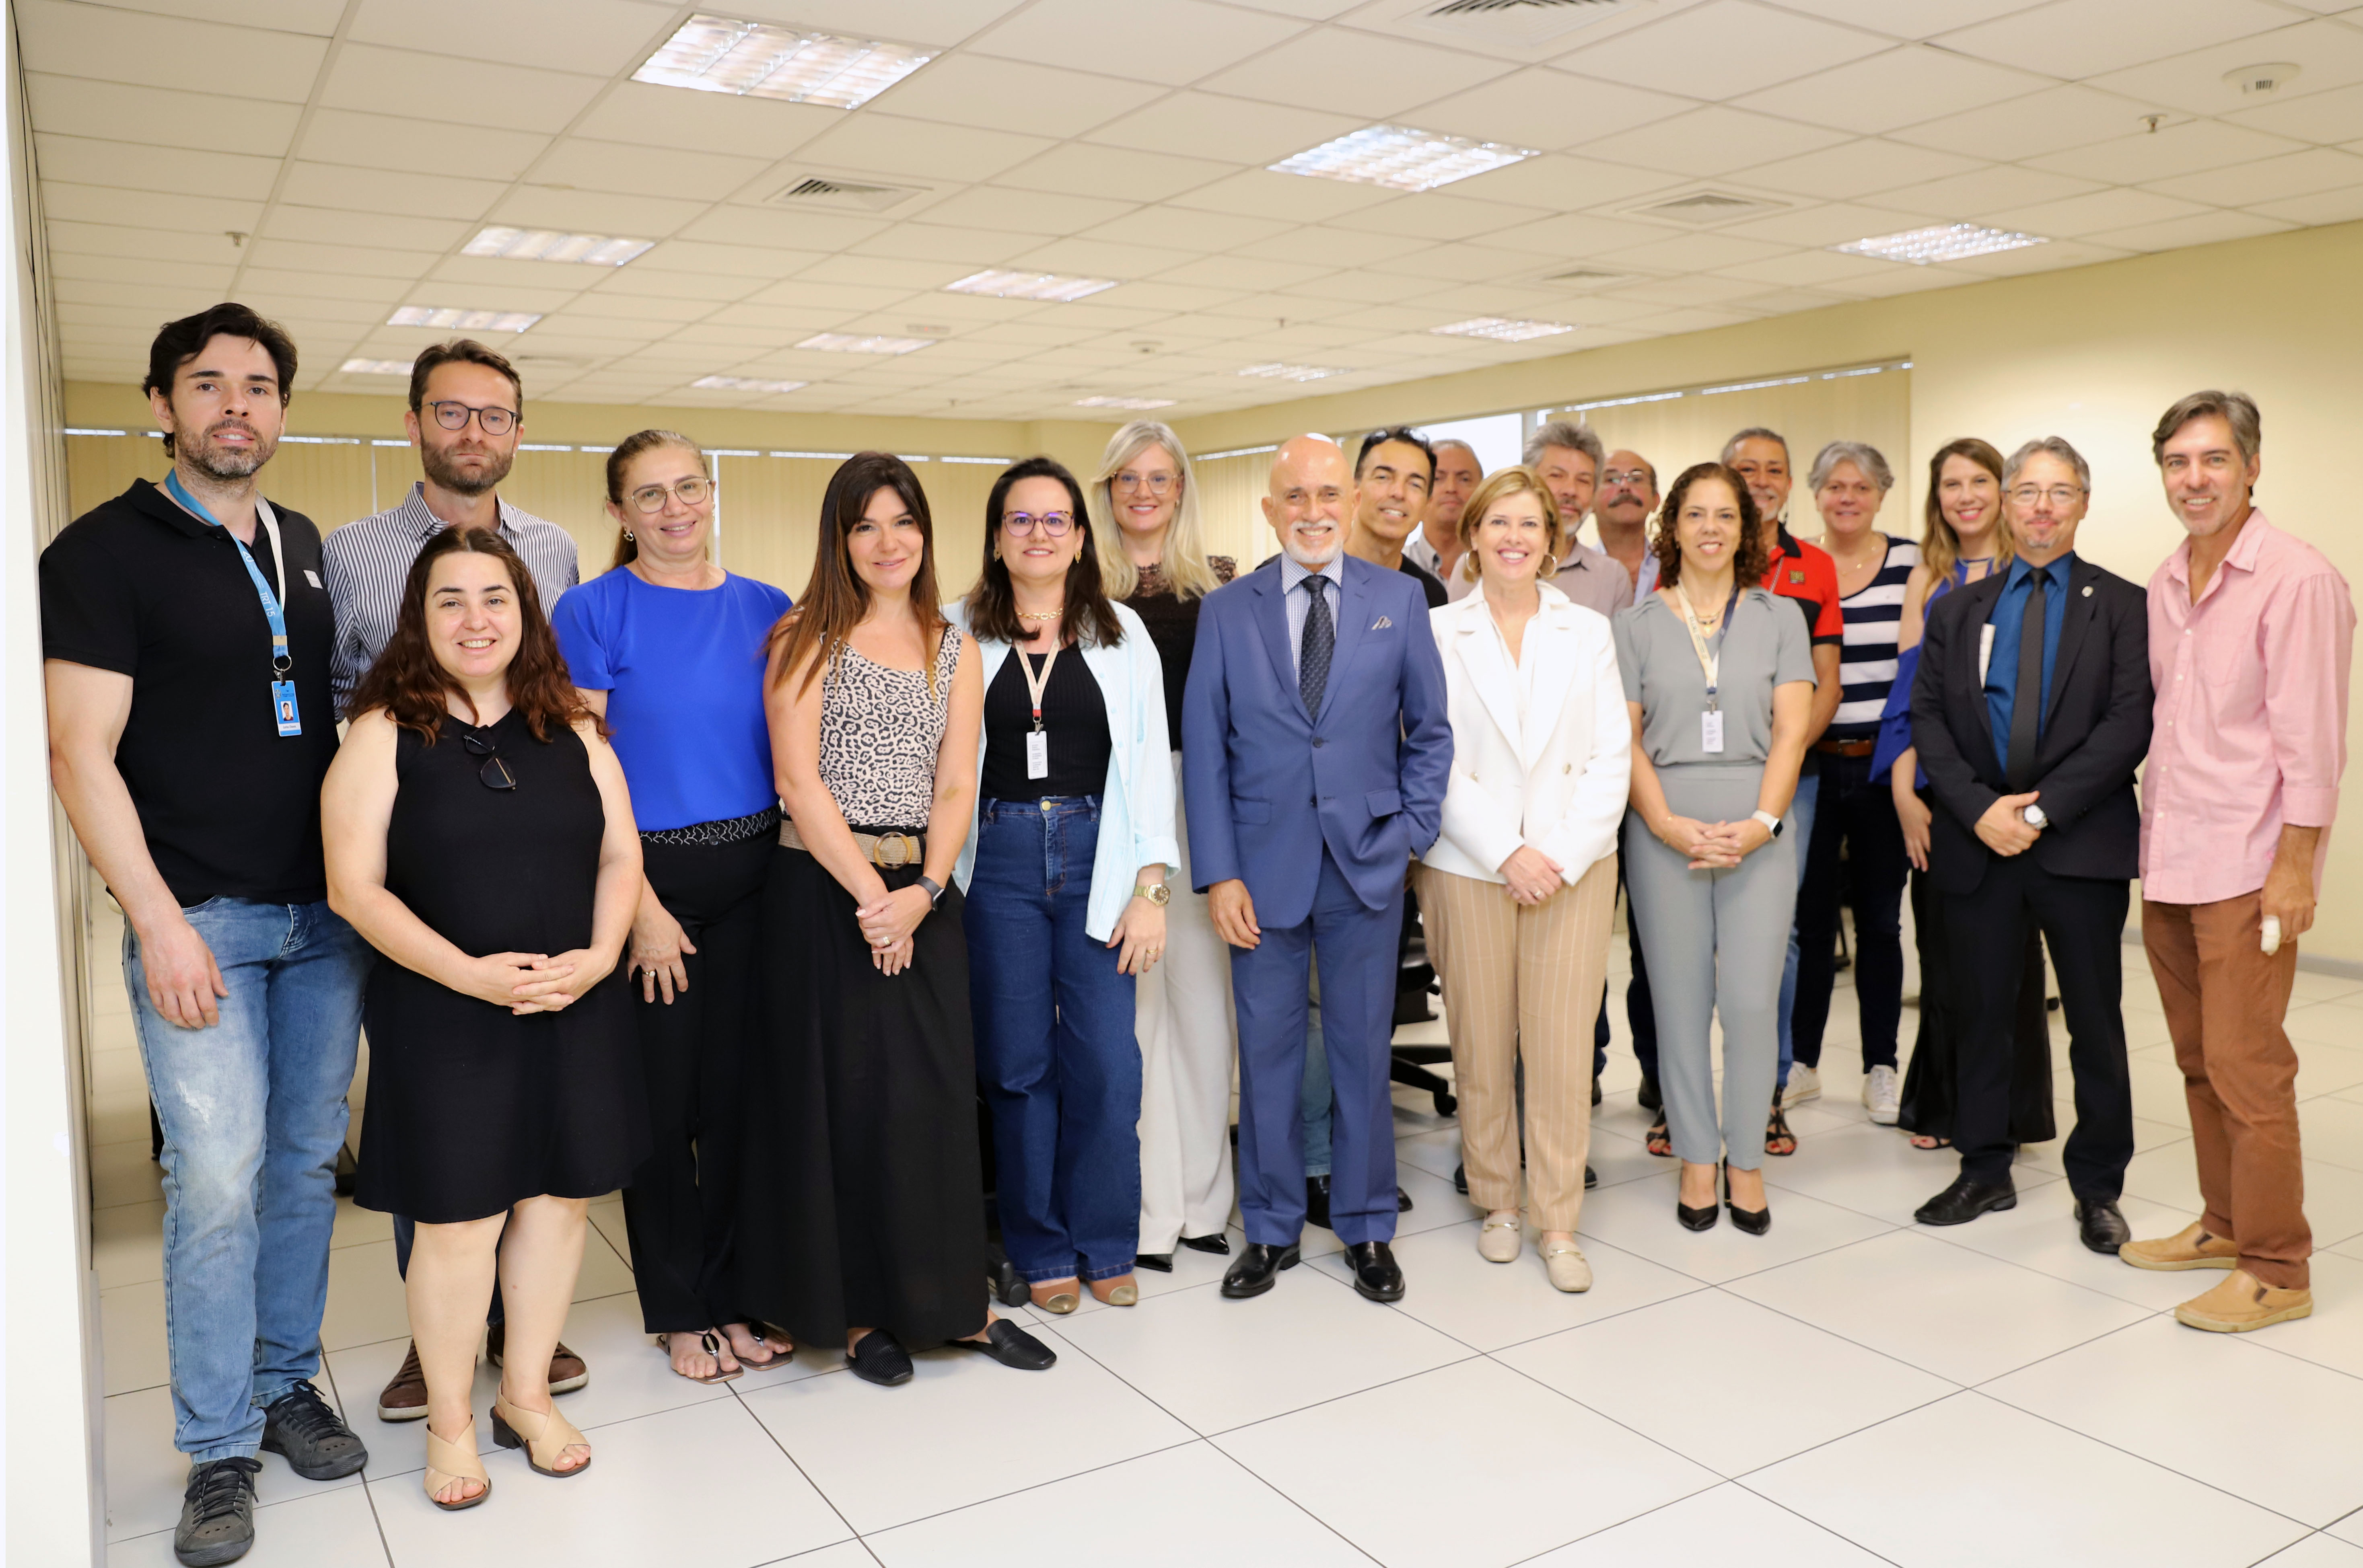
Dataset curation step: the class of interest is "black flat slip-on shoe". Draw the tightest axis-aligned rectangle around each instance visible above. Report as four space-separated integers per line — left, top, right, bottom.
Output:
1178 1232 1231 1256
1134 1252 1175 1273
847 1330 914 1387
1221 1241 1301 1299
953 1319 1057 1371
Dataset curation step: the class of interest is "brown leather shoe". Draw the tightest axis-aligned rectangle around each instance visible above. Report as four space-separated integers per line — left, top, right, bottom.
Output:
485 1322 590 1395
2174 1269 2314 1333
377 1341 429 1422
2119 1221 2240 1272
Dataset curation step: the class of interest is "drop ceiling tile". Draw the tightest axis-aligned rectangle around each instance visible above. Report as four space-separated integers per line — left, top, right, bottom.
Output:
584 268 769 305
675 308 846 338
1062 280 1248 313
970 0 1307 84
918 187 1141 237
627 240 824 281
868 54 1160 141
795 255 972 292
1073 206 1285 252
742 277 928 312
1760 0 2050 39
1325 191 1554 241
1167 168 1398 221
996 142 1237 203
14 0 328 100
1933 236 2135 276
1555 0 1891 101
1733 139 1985 201
2246 184 2363 224
1000 238 1204 278
1411 68 1693 154
1595 304 1761 335
540 293 716 324
1358 244 1562 284
1588 230 1796 270
1717 201 1931 247
2029 120 2311 183
846 223 1043 265
2080 208 2297 252
1873 164 2108 220
56 277 243 312
1445 154 1688 213
531 139 774 203
1481 212 1691 258
1728 286 1855 314
489 187 712 237
1712 247 1944 289
566 81 840 159
1935 0 2303 79
1198 26 1512 118
1226 227 1435 266
2149 145 2363 203
242 238 432 279
292 107 550 183
794 113 1055 183
320 44 605 135
1087 92 1365 166
2229 82 2363 145
280 161 508 222
1150 255 1334 291
1735 45 2050 135
47 220 245 266
2089 20 2363 120
34 134 279 202
677 206 892 252
260 206 471 252
235 267 412 306
346 0 662 76
1573 107 1855 178
1890 83 2167 162
1801 261 1968 297
1983 186 2215 238
24 74 303 158
52 253 236 292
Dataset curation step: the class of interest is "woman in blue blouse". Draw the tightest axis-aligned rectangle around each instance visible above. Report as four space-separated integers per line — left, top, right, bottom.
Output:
551 430 793 1383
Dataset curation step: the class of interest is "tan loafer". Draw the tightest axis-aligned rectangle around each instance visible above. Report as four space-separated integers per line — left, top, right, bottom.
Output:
2120 1221 2240 1272
2175 1270 2312 1333
1541 1239 1592 1294
1478 1214 1522 1264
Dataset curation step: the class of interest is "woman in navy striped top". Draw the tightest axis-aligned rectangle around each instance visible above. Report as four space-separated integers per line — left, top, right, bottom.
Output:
1788 442 1916 1124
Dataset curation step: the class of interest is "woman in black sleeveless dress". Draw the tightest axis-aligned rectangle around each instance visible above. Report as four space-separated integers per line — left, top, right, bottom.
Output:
325 528 646 1511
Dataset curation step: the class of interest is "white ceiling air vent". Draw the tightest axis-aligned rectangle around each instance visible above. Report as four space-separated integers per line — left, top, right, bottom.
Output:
765 174 927 213
1387 0 1630 45
1624 190 1789 226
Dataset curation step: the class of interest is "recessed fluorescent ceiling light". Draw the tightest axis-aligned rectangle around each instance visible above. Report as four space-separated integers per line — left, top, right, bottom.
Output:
1239 362 1347 381
634 15 937 109
1270 124 1538 193
340 358 412 375
463 226 653 266
1432 317 1575 343
388 306 541 332
692 375 809 394
1834 223 2047 266
1073 395 1175 410
796 333 934 354
946 269 1118 302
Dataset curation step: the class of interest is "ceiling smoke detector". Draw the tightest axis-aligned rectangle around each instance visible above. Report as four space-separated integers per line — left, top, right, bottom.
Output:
1387 0 1630 45
1624 189 1789 226
766 174 928 212
2224 62 2299 98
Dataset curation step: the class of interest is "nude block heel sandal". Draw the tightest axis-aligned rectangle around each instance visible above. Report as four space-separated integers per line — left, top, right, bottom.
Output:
491 1393 592 1480
423 1418 492 1511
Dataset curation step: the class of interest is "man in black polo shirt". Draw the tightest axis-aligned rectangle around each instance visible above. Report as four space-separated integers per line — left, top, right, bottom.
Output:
43 304 370 1568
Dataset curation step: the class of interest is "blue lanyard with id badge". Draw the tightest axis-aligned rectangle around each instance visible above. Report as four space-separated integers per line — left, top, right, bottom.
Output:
165 470 303 737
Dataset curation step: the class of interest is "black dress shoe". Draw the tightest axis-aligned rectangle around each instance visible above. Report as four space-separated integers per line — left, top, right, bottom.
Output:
1179 1232 1231 1256
1723 1161 1770 1236
1134 1252 1175 1273
1592 1078 1603 1107
1586 1164 1598 1190
1305 1175 1333 1230
847 1330 913 1387
1397 1185 1413 1212
1221 1242 1301 1298
1638 1072 1662 1112
2075 1196 2132 1254
1453 1162 1468 1194
952 1319 1056 1371
1915 1175 2017 1227
1346 1241 1405 1302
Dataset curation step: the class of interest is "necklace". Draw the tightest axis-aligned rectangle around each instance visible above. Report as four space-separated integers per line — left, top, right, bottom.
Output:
1017 604 1064 623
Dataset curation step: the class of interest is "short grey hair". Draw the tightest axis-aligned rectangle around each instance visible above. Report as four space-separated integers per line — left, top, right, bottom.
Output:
1523 419 1602 471
2151 389 2260 466
2003 436 2091 491
1807 440 1894 493
1721 426 1788 466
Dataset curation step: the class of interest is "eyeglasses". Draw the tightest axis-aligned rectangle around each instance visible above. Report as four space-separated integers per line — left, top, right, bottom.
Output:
628 476 712 514
1601 469 1653 487
1113 471 1176 495
2008 484 2086 507
1001 511 1075 537
427 401 519 436
460 731 517 791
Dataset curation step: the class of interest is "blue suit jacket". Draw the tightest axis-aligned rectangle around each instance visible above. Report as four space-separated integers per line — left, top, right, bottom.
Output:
1181 554 1453 928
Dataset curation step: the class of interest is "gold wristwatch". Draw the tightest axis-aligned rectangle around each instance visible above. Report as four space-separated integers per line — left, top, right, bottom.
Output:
1134 882 1171 906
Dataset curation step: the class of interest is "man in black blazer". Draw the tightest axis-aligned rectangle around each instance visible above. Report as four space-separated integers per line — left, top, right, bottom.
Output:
1909 436 2153 1250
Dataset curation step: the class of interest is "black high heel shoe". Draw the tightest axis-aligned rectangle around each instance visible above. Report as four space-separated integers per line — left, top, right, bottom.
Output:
1677 1163 1719 1231
1723 1161 1771 1235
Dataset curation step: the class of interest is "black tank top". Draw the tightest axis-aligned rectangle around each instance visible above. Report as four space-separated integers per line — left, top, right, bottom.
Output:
980 647 1112 799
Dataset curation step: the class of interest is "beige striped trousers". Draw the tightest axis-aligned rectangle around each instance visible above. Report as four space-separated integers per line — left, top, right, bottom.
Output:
1415 855 1616 1231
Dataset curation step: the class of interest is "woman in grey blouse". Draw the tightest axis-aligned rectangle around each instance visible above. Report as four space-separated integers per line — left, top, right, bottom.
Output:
1614 463 1813 1235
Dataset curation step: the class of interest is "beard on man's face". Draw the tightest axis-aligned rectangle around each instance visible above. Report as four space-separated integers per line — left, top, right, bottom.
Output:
182 421 272 481
422 439 514 497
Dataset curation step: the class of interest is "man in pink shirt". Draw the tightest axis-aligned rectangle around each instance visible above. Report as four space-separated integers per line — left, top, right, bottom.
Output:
2122 390 2355 1333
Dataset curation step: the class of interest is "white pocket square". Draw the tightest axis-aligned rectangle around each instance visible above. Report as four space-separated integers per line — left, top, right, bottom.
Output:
1371 615 1393 629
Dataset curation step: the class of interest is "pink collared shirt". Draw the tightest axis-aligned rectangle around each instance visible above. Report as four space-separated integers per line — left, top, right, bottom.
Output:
2141 510 2354 905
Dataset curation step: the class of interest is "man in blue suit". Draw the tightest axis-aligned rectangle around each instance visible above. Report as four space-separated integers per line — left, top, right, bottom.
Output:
1183 434 1452 1302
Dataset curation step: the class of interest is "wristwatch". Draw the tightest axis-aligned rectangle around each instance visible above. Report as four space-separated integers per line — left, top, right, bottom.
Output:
1134 882 1171 906
2021 804 2049 829
917 875 945 907
1750 810 1784 838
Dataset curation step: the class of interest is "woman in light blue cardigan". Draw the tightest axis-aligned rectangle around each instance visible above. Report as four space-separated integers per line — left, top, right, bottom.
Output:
951 457 1178 1314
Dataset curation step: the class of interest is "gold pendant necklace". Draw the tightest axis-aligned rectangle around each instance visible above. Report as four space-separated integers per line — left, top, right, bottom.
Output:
1017 604 1064 623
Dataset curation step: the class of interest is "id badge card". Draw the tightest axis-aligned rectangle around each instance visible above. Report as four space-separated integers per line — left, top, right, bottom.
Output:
1700 709 1725 754
1025 730 1049 779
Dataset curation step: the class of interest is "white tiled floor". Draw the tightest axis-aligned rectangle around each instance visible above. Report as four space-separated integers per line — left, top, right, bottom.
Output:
83 890 2363 1567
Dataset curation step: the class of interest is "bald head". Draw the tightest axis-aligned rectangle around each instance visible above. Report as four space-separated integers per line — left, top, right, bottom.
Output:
1263 434 1352 567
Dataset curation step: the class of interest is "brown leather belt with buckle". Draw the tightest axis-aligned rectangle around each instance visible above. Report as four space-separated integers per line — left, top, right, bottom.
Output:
1813 739 1877 758
777 818 925 867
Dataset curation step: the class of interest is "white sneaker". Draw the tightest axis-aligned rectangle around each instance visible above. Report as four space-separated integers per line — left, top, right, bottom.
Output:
1863 1065 1900 1125
1784 1065 1822 1106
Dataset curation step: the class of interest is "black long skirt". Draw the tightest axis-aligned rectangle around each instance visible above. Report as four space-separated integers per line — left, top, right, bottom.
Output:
736 839 990 1350
1897 864 2058 1143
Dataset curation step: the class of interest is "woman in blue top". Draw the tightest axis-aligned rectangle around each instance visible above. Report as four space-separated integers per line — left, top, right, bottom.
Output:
550 430 793 1383
951 456 1177 1314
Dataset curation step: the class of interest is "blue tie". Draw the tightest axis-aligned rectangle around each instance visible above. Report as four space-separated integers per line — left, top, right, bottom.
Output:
1300 575 1334 715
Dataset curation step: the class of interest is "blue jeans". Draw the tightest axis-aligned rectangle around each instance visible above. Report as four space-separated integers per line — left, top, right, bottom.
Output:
966 799 1141 1283
125 897 369 1461
1777 771 1820 1091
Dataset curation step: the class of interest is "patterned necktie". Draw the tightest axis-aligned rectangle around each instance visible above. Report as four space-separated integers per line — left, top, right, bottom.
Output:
2005 565 2048 791
1300 574 1334 715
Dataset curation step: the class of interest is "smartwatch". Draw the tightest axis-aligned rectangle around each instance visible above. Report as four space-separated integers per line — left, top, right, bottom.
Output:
1750 810 1783 839
1134 882 1171 906
917 875 945 908
2021 805 2048 830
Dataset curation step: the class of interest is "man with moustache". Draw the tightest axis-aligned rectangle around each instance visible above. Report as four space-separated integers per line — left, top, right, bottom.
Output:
1185 435 1451 1304
1405 436 1481 598
43 304 371 1565
2124 392 2353 1332
1595 449 1661 605
1524 421 1631 618
321 338 586 1422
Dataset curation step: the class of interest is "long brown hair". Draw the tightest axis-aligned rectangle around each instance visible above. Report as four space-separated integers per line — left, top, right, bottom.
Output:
350 527 597 744
768 451 947 697
1920 437 2015 583
967 456 1124 649
605 429 709 570
1652 462 1769 589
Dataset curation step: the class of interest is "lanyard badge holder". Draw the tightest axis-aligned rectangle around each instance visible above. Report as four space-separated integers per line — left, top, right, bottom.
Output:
1020 645 1059 780
1673 582 1725 754
166 471 301 737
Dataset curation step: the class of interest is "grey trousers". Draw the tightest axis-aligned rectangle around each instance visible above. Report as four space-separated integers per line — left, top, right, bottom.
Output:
1622 763 1797 1172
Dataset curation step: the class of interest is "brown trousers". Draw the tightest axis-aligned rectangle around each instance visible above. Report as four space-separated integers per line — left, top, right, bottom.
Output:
1416 856 1615 1231
2143 892 2311 1289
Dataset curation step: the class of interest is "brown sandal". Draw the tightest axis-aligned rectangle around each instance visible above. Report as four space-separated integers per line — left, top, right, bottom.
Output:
1766 1096 1798 1157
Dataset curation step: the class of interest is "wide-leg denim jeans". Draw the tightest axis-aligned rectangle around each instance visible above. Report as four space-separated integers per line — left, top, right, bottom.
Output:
124 897 369 1460
965 798 1141 1284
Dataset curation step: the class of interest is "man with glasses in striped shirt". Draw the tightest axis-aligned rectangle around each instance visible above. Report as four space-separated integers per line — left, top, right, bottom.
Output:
319 337 586 1426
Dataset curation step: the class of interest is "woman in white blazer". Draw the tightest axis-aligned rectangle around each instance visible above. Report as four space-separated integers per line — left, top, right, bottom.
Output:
1418 465 1631 1292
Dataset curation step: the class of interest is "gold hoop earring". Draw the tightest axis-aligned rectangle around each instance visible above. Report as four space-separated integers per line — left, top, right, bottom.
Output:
623 529 636 542
1540 553 1558 576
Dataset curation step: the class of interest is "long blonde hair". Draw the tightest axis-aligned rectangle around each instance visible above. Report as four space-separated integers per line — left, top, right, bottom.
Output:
1088 419 1220 601
1920 437 2017 584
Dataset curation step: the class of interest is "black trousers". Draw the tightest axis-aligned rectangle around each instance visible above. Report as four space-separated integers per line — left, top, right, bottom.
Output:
1947 857 2132 1195
1792 752 1907 1071
620 832 771 1332
1593 868 1659 1083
